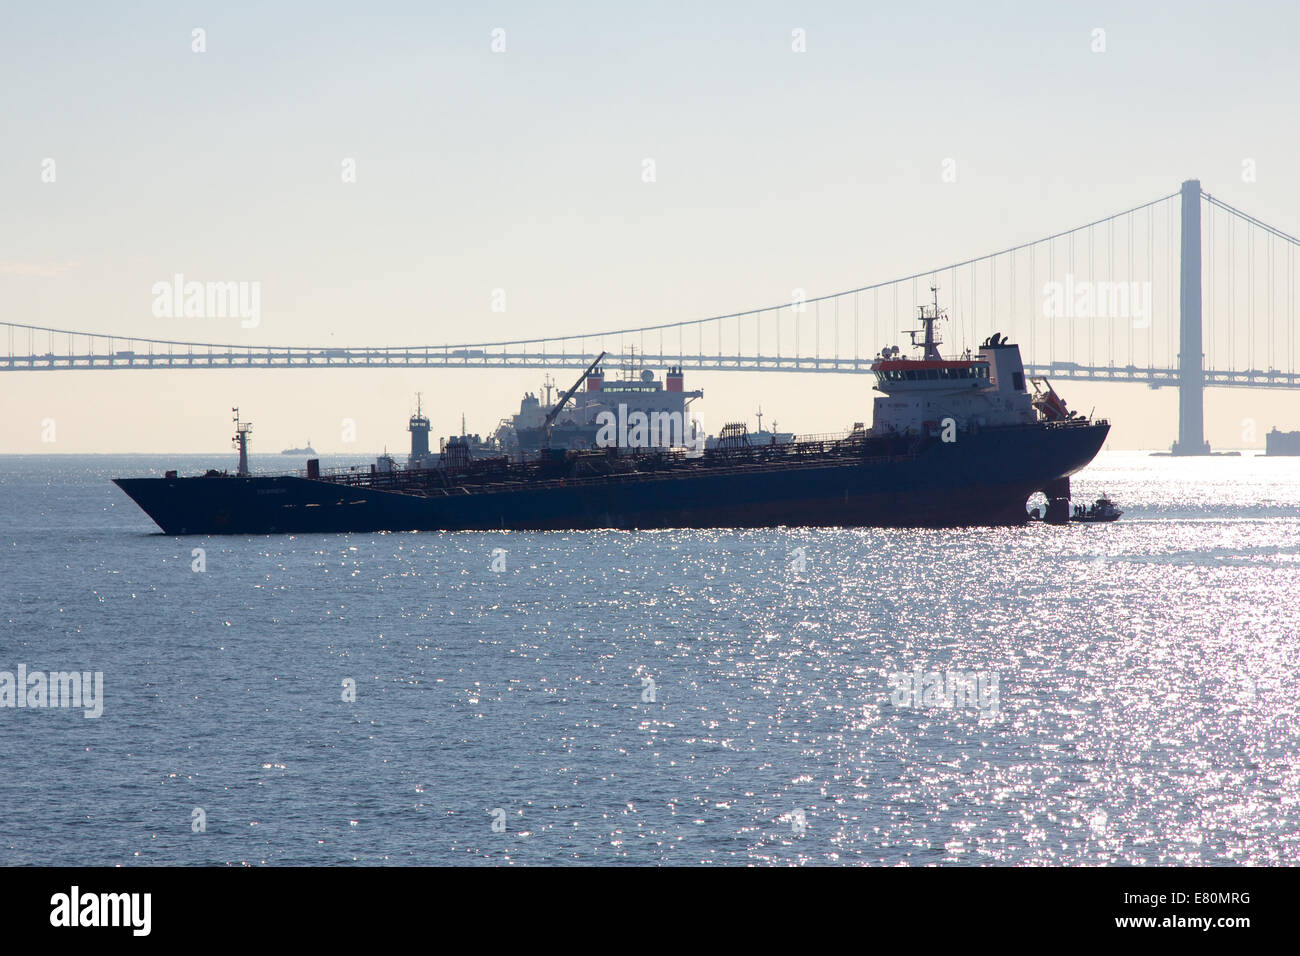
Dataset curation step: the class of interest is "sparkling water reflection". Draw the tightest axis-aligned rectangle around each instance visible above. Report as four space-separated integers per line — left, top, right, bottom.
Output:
1 451 1298 865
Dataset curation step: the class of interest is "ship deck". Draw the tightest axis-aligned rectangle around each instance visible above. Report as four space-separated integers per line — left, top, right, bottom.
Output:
286 419 1104 498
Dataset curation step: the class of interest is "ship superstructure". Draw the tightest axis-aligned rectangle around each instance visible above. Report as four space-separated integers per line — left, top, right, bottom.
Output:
408 393 433 468
870 288 1038 437
502 358 704 455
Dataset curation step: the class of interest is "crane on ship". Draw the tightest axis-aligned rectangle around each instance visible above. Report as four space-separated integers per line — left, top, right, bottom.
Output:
540 352 606 447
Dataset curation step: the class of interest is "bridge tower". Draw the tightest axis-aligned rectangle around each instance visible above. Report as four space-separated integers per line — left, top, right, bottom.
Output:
1171 178 1210 455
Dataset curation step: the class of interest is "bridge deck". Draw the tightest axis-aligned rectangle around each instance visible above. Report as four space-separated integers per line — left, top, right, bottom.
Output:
1 347 1297 387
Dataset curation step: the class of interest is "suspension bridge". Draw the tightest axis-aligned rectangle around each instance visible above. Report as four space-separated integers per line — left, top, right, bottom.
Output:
4 179 1298 453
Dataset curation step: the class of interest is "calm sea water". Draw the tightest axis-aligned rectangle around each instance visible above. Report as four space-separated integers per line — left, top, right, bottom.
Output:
1 451 1298 866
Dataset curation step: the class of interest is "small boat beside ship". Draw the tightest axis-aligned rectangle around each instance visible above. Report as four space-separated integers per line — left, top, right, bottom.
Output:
1071 496 1123 523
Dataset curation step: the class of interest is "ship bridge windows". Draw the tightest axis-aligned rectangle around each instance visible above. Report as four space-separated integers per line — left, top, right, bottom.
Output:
874 363 990 386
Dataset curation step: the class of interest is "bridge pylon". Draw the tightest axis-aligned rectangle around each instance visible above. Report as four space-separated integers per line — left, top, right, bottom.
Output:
1171 178 1211 455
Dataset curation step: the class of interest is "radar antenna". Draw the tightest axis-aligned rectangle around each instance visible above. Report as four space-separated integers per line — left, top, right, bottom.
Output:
908 285 947 361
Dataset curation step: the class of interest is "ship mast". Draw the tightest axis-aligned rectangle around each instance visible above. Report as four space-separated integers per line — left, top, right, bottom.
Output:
231 407 252 477
908 285 947 360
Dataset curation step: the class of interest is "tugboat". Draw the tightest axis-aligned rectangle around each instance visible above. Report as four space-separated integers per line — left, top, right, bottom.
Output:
1071 495 1122 522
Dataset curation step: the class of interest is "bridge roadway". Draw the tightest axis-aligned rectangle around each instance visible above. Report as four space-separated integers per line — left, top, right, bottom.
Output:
3 345 1297 388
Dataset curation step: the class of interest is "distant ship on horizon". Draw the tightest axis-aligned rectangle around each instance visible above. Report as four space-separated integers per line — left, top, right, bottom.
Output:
1266 428 1300 456
280 441 317 456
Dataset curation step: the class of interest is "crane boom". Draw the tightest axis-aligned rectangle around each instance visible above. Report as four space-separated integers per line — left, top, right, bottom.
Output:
543 351 607 434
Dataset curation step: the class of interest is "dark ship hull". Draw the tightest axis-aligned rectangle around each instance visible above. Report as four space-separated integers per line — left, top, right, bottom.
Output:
113 420 1108 535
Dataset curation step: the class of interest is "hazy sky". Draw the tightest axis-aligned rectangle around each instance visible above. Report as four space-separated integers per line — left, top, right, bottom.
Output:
3 1 1300 455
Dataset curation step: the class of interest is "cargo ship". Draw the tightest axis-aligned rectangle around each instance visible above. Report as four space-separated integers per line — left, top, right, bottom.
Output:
113 293 1108 533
